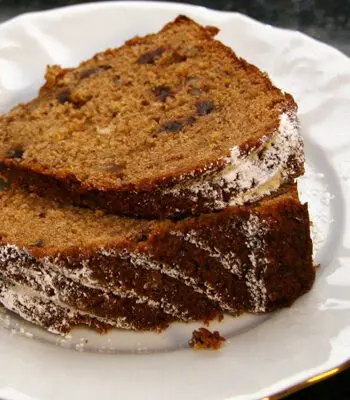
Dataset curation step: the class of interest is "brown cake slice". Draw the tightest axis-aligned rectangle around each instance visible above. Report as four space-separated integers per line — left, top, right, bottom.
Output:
0 16 302 218
0 182 314 334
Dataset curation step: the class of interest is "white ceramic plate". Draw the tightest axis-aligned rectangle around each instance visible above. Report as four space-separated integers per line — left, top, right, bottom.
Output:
0 2 349 399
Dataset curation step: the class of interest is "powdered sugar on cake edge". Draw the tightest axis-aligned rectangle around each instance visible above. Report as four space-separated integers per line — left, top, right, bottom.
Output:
0 244 191 322
165 111 303 209
0 278 136 335
0 199 293 334
241 214 268 312
170 213 269 313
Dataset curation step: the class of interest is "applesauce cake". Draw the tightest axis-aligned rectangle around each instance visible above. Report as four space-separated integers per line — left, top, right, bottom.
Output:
0 16 303 218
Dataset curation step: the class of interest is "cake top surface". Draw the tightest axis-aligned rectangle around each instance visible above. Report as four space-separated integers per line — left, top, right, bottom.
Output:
0 16 295 191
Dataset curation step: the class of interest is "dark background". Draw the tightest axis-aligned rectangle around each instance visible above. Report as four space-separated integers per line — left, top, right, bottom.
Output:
0 1 349 399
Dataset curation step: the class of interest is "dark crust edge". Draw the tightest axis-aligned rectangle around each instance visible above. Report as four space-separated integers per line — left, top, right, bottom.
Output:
0 185 315 334
0 16 300 219
0 150 303 219
0 239 222 325
0 276 118 334
0 264 173 331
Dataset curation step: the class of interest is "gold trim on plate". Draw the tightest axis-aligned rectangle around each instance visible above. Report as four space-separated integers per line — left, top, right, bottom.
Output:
261 360 350 399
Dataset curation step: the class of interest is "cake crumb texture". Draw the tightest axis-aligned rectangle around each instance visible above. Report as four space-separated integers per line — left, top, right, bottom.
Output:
189 327 226 350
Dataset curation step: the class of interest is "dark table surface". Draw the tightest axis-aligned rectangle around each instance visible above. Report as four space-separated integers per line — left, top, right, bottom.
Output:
0 1 349 399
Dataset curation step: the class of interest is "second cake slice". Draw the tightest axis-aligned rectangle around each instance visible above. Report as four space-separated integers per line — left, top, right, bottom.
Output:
0 181 314 334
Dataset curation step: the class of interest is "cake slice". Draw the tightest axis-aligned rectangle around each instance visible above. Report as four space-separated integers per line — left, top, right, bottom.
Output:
0 181 314 334
0 16 302 218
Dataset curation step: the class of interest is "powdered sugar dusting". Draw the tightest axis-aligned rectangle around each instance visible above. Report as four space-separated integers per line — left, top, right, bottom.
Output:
46 251 197 321
224 112 302 197
241 214 268 312
0 278 136 335
0 259 162 323
171 230 242 276
42 257 160 309
0 244 30 266
0 244 192 321
298 162 333 260
116 249 236 313
165 111 303 210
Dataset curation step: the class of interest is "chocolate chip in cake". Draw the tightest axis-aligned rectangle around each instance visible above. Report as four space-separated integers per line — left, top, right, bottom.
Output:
57 89 72 104
30 239 45 248
7 147 24 159
137 47 165 64
153 85 172 102
196 100 215 116
161 120 183 133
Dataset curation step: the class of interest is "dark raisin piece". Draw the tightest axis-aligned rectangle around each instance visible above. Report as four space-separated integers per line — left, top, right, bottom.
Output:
257 149 265 160
137 47 165 64
57 89 71 104
80 68 100 79
30 239 45 248
153 85 171 102
141 100 150 106
7 147 24 159
38 212 46 218
0 163 7 170
161 121 183 133
80 65 110 79
166 154 184 162
196 100 215 116
171 52 187 63
46 288 55 297
58 89 91 108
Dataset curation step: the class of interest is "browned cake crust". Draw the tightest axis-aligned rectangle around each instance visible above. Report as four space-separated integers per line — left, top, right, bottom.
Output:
0 277 113 334
0 183 314 334
0 16 303 218
0 263 174 332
